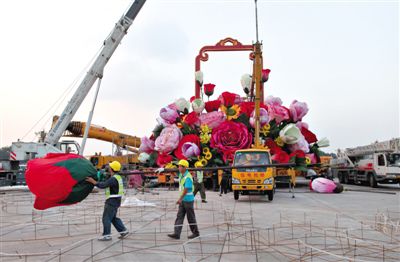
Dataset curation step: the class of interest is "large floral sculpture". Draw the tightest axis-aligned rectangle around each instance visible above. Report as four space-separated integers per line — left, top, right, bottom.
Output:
139 70 329 170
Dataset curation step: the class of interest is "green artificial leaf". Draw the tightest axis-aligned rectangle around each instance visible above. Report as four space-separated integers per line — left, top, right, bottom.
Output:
152 124 164 139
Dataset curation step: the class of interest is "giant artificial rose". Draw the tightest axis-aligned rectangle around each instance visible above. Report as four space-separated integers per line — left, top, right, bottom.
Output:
271 151 290 163
156 152 174 167
139 136 155 153
182 142 200 158
239 101 255 117
154 125 182 153
289 100 309 122
300 127 318 144
205 100 221 112
210 121 253 162
174 134 201 160
159 106 179 124
262 69 271 82
183 111 200 127
265 95 282 106
199 111 226 129
250 108 269 128
265 138 282 155
219 92 238 107
204 83 216 97
267 104 290 124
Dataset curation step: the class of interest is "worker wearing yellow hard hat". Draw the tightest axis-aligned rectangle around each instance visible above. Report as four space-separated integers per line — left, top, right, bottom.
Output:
193 161 207 203
86 160 129 241
168 159 200 240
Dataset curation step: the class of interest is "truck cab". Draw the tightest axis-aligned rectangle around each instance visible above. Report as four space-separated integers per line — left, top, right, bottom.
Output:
231 149 275 201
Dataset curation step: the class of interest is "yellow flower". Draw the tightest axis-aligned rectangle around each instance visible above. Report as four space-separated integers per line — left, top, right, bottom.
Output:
200 158 208 166
220 104 241 120
194 161 203 168
260 124 271 136
200 124 212 134
205 152 212 160
200 133 210 144
305 157 311 165
202 147 210 154
275 136 284 147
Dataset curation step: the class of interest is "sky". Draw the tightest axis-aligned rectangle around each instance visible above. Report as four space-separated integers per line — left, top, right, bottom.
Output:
0 0 398 156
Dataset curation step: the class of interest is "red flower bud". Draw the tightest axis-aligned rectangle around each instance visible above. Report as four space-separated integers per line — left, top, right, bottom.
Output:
204 83 216 97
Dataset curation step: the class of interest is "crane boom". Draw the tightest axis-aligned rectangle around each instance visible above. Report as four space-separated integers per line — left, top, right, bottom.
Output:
45 0 146 145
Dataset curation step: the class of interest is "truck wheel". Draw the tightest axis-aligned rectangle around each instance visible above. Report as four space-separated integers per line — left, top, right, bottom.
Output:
234 190 239 200
267 190 274 201
369 175 378 188
344 174 350 184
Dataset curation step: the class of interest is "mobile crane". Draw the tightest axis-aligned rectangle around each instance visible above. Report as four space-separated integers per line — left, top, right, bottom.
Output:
330 138 400 187
9 0 146 164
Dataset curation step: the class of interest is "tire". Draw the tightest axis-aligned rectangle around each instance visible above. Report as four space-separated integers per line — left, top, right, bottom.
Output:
344 173 350 184
234 190 239 200
267 190 274 201
369 174 378 188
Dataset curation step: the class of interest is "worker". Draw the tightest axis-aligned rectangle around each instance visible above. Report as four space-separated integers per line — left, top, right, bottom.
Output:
310 177 343 193
193 162 207 203
219 169 229 196
167 160 200 240
85 161 129 241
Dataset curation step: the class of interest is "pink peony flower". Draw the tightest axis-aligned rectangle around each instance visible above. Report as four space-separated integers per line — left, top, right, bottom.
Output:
210 121 253 162
182 142 200 158
139 136 155 153
174 134 200 160
289 100 309 122
267 104 290 124
249 108 269 128
159 106 179 124
199 111 226 129
265 95 282 106
154 125 182 153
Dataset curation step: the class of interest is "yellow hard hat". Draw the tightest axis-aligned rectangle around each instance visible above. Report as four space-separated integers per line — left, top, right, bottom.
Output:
109 161 121 172
178 159 189 168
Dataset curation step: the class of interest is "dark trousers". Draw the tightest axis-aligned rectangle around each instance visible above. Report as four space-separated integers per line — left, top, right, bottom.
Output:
193 181 206 200
174 201 199 236
220 177 228 194
102 203 127 236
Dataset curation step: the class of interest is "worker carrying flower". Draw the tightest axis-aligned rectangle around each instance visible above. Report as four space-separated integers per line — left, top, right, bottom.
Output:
86 161 129 241
167 159 200 240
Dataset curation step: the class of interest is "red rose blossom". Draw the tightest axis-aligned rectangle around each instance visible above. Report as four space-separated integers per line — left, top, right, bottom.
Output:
183 111 199 127
204 83 216 97
271 151 290 163
205 100 221 112
156 152 174 167
300 127 317 144
210 121 252 162
220 92 237 107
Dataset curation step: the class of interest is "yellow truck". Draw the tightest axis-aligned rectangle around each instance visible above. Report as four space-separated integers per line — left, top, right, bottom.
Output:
232 149 275 200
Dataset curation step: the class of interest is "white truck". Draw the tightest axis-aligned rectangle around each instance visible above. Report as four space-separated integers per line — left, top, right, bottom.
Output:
330 138 400 187
9 0 146 163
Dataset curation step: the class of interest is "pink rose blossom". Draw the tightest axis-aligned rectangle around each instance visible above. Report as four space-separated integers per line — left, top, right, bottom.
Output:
265 95 282 106
139 136 155 153
159 106 179 124
182 142 200 158
199 111 226 129
267 104 290 124
210 121 253 162
154 125 182 153
289 100 309 122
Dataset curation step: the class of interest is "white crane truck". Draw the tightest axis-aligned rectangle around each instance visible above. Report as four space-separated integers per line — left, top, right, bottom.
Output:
330 138 400 187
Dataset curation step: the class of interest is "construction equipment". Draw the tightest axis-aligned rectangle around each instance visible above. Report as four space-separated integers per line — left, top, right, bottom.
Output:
9 0 146 164
330 138 400 187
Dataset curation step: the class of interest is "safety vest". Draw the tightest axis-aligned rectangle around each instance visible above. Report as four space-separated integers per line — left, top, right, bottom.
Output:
105 174 124 199
179 171 194 195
